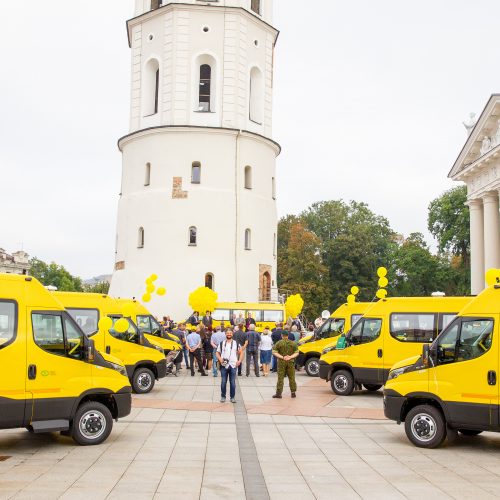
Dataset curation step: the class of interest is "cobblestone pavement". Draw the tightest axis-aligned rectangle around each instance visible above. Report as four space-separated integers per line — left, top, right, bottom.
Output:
2 367 500 499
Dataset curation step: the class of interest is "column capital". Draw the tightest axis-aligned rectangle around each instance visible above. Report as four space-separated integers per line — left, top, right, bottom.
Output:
482 191 499 204
465 198 483 209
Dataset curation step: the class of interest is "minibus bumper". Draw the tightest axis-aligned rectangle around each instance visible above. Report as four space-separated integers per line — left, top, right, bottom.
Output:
319 360 331 381
156 359 168 379
383 389 405 423
114 387 132 418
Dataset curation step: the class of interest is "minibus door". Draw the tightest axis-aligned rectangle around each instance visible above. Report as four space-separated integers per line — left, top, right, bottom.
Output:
27 311 92 424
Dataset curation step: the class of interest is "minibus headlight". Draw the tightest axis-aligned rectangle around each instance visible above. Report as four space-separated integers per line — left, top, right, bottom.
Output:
110 362 127 378
154 345 164 354
388 366 410 381
322 345 336 355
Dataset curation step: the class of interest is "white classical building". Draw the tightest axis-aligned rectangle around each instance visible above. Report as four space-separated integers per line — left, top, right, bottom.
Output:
0 249 30 275
449 94 500 294
109 0 280 318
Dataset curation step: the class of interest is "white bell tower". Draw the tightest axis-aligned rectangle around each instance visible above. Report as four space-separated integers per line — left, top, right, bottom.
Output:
109 0 280 318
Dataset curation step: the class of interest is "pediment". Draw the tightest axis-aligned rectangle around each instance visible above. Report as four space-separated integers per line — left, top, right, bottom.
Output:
449 94 500 179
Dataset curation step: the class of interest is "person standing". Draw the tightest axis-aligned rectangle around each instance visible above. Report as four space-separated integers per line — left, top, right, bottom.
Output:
173 322 189 369
210 326 226 377
188 311 200 327
186 328 208 376
245 313 256 332
260 327 273 377
235 313 245 329
202 310 213 332
246 324 261 377
271 323 283 373
233 325 248 376
216 328 243 403
272 329 299 398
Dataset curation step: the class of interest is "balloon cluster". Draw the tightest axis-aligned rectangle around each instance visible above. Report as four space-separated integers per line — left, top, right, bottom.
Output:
376 267 388 299
142 274 167 303
188 286 218 313
285 294 304 318
346 286 359 306
97 315 130 334
485 268 500 286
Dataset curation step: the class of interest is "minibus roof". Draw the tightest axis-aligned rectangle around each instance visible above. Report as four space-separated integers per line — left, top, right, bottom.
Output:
330 302 372 318
54 291 123 315
456 285 500 316
114 297 150 315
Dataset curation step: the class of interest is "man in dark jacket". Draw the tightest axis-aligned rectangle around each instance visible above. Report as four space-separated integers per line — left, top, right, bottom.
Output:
202 311 213 332
246 325 261 377
233 326 248 376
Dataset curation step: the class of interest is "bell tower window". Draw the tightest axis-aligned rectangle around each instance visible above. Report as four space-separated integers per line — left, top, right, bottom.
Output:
199 64 212 112
143 59 160 116
251 0 261 15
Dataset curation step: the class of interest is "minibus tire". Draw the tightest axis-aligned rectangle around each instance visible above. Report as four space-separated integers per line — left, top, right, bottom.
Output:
71 401 113 446
132 367 155 394
331 370 354 396
364 384 382 392
305 357 320 377
405 405 446 448
458 429 482 436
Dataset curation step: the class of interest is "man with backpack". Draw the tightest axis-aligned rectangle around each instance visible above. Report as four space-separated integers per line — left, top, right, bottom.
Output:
216 328 244 403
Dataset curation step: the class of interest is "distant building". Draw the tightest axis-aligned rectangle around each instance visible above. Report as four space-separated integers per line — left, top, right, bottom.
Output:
0 248 30 275
449 94 500 294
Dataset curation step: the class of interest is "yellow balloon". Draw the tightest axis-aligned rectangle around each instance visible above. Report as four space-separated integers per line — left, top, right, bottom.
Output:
98 316 113 331
146 284 155 294
347 294 356 304
285 294 304 318
350 286 360 296
378 277 389 288
150 274 158 281
142 293 152 303
485 268 500 286
145 278 153 285
121 302 135 318
114 318 129 333
376 289 388 299
157 287 166 296
377 267 388 278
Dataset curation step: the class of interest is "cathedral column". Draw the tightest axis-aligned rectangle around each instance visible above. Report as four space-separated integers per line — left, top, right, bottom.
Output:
482 191 500 279
467 199 485 294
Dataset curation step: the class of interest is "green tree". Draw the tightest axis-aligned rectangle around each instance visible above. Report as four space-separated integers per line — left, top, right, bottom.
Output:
428 186 470 267
29 258 84 292
84 281 110 294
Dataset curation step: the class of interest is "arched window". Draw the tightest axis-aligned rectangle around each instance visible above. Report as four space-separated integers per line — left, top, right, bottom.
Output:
205 273 214 290
199 64 212 112
249 67 264 124
138 227 145 248
272 177 276 199
244 166 252 189
251 0 261 14
262 271 271 301
245 229 251 250
143 59 160 116
192 162 201 184
189 226 197 246
144 163 151 186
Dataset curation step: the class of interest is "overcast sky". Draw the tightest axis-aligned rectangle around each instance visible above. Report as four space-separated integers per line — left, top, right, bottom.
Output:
1 1 499 279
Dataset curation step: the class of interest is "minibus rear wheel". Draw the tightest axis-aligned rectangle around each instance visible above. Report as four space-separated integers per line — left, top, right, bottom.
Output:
132 367 155 394
364 384 382 392
458 429 482 436
405 405 446 448
331 370 354 396
305 357 320 377
72 401 113 446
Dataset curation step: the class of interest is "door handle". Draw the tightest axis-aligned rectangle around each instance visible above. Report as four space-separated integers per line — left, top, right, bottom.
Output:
488 370 497 386
377 349 383 358
28 364 37 380
106 346 111 354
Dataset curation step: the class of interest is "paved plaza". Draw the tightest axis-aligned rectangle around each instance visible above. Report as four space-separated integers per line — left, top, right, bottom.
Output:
2 369 500 499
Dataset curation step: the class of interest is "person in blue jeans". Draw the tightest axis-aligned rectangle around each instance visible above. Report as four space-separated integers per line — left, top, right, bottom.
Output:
216 328 243 403
210 326 226 377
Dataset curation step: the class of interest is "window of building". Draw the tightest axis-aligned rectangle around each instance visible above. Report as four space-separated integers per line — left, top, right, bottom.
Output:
143 59 160 116
151 0 161 10
273 233 276 256
272 177 276 199
189 226 197 246
244 166 252 189
145 163 151 186
199 64 212 112
390 313 436 343
0 301 16 350
205 273 214 290
249 67 264 124
138 227 145 248
245 229 251 250
192 162 201 184
251 0 261 14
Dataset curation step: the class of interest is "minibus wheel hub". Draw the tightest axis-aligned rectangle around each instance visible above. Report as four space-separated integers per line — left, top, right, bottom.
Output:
411 413 436 441
334 375 348 391
80 410 106 439
138 373 152 389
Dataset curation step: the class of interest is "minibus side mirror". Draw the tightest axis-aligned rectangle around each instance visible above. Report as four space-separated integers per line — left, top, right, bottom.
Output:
422 343 437 368
86 338 95 362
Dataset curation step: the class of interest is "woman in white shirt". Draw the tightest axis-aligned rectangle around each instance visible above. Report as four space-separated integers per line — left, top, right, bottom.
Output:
259 328 273 377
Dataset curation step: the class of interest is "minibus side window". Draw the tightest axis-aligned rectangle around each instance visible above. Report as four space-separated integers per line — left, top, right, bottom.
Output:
150 316 163 336
457 319 493 362
390 313 435 343
440 314 457 333
66 309 99 337
212 309 230 321
351 314 362 325
263 310 284 323
320 318 344 339
247 310 263 322
32 313 66 356
64 316 84 360
110 317 140 343
0 301 17 350
137 315 152 334
362 319 382 343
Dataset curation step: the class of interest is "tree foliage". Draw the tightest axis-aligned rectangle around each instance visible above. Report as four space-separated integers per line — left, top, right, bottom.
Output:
29 258 83 292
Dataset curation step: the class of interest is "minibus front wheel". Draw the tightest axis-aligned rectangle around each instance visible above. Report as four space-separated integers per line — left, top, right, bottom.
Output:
72 401 113 446
331 369 354 396
405 404 446 448
132 367 155 394
305 357 320 377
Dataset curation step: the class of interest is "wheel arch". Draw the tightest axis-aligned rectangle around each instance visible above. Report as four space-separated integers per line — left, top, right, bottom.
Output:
72 390 118 420
400 392 449 423
329 362 354 382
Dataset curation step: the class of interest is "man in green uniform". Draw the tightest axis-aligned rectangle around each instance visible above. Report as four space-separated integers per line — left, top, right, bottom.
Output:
272 329 299 398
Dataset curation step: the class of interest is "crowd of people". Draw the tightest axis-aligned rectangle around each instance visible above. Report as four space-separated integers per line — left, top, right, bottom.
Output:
159 311 308 403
